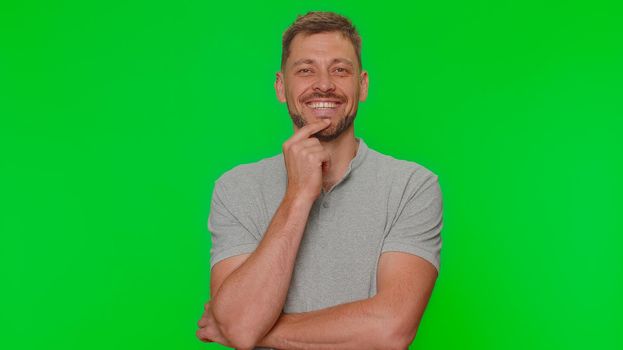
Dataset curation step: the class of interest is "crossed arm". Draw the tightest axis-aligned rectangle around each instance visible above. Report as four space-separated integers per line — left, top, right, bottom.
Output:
197 250 438 350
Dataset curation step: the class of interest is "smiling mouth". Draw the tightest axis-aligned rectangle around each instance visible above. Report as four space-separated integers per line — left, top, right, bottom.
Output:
305 101 342 109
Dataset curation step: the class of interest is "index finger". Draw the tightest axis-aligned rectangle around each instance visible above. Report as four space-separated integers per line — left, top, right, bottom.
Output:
290 119 332 142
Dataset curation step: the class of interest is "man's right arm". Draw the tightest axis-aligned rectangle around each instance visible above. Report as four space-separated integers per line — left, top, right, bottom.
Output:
205 119 333 349
208 191 313 349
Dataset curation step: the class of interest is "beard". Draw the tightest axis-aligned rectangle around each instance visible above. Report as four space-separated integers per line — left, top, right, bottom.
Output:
287 105 357 142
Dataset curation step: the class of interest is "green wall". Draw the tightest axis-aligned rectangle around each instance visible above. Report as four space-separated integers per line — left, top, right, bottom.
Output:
1 1 621 349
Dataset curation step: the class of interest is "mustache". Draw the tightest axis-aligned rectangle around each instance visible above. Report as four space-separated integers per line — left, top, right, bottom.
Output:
302 92 345 103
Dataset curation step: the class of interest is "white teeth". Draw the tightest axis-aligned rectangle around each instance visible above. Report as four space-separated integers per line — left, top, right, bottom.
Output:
307 101 338 109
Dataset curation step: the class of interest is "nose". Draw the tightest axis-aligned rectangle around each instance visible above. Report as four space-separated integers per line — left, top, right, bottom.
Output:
311 70 335 92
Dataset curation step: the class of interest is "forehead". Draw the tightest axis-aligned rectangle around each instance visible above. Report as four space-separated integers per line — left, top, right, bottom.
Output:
288 31 357 66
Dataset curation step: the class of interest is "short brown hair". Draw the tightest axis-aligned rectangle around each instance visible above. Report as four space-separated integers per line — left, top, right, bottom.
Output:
281 11 362 71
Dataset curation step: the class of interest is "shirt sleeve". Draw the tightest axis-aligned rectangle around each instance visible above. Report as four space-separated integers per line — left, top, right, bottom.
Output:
208 178 260 270
381 174 444 272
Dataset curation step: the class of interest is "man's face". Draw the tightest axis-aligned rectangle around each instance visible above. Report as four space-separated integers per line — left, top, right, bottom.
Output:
275 31 369 142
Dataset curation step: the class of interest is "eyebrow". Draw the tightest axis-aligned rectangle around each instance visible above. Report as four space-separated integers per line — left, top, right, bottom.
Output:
292 58 354 67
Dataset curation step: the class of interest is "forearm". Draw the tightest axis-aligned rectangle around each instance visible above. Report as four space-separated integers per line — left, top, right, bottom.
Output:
210 192 314 348
256 296 401 350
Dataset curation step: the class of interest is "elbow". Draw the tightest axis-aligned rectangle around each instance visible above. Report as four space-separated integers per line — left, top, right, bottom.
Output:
380 319 418 350
228 338 256 350
381 331 415 350
221 328 256 350
217 320 261 350
214 310 265 350
210 304 261 349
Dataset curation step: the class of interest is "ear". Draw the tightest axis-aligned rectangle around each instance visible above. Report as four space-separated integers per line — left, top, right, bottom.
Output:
358 70 369 102
275 71 287 103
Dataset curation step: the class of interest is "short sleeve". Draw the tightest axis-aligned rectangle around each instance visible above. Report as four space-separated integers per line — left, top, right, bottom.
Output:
208 179 260 270
381 175 444 272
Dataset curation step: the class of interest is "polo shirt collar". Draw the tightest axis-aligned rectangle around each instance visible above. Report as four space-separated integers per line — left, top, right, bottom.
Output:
321 137 369 194
348 137 369 174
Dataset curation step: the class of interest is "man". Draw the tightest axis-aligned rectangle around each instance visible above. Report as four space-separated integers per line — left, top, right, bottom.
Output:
197 11 443 350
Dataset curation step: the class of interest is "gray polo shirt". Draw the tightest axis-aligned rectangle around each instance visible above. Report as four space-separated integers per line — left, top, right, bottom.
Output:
208 137 443 316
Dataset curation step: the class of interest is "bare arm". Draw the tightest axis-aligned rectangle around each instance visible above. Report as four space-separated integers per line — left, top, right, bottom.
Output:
257 295 391 350
205 120 334 349
208 192 314 349
255 252 439 350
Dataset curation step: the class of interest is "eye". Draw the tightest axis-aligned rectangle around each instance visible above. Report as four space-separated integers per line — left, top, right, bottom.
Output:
334 67 351 75
297 68 312 74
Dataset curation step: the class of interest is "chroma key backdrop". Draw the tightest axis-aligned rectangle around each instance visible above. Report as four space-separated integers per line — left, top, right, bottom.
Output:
1 1 622 349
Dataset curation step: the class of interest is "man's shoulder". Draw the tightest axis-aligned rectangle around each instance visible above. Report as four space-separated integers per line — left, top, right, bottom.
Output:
215 152 285 189
365 146 439 181
364 146 442 206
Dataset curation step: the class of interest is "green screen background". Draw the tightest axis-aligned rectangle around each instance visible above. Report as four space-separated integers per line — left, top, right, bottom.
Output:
2 0 622 349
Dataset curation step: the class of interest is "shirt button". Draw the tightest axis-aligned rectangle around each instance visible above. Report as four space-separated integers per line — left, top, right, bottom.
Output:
322 201 329 208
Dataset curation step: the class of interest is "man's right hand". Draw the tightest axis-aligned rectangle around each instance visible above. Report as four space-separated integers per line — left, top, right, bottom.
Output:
282 119 332 202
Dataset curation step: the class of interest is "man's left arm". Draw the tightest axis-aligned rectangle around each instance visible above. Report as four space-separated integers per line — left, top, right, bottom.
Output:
255 252 438 350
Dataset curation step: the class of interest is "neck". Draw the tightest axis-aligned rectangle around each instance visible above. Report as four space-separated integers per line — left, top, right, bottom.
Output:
318 127 359 192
